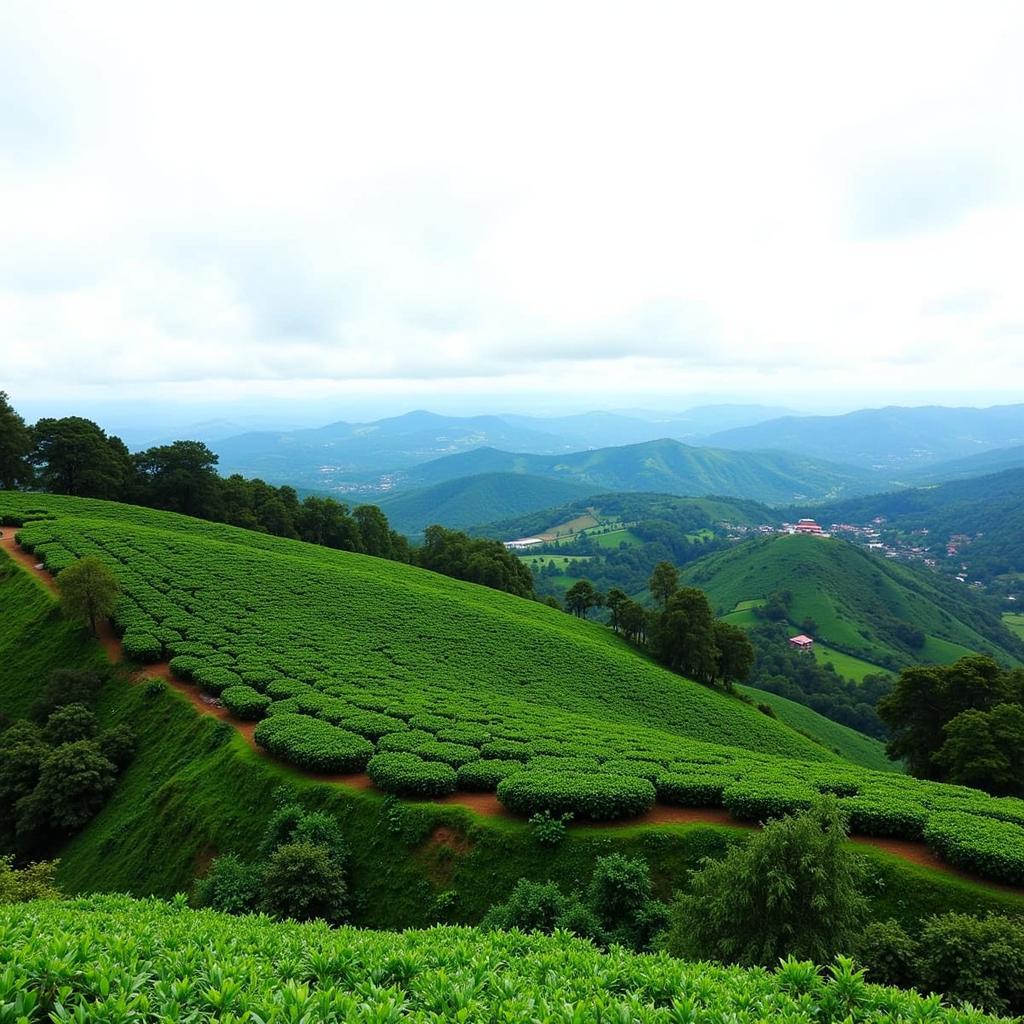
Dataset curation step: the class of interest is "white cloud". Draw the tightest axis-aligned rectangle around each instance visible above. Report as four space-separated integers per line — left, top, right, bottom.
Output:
1 0 1023 414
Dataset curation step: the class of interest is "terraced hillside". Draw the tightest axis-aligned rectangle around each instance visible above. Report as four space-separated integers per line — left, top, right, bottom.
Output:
6 493 1024 884
684 533 1022 672
6 895 1014 1024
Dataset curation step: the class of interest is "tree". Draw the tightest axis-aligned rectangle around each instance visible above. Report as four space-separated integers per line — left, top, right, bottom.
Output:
564 579 602 619
0 391 33 489
16 740 117 833
30 417 130 497
260 841 349 923
619 599 649 644
649 561 679 609
58 556 120 636
878 656 1018 779
605 587 629 631
42 703 98 746
0 855 61 904
713 621 755 685
655 587 719 683
932 703 1024 795
664 797 866 966
133 440 222 519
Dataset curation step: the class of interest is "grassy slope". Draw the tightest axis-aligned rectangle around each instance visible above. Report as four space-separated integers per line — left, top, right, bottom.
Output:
1005 612 1024 641
685 533 1020 671
0 555 106 718
0 493 833 765
1 539 1023 929
737 684 897 773
376 472 597 537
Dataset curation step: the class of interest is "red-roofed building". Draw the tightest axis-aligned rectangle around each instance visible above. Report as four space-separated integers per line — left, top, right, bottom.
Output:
794 518 824 535
789 634 814 651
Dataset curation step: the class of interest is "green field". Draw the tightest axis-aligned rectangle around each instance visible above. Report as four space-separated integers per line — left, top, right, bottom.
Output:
7 894 1016 1024
589 527 642 549
1003 612 1024 640
811 641 889 683
6 492 1024 884
738 685 897 773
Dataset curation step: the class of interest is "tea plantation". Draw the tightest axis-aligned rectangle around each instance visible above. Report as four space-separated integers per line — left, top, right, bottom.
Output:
1 895 1010 1024
5 493 1024 883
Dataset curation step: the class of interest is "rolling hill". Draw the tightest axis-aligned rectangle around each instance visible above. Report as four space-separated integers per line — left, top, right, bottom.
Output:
376 473 599 537
683 533 1024 672
381 439 880 504
707 403 1024 470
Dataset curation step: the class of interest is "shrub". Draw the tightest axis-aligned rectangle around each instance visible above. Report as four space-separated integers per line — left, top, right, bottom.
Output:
195 854 259 915
30 669 102 721
168 655 203 682
840 798 926 840
497 772 655 820
656 771 726 807
191 664 243 696
260 841 349 923
42 703 97 746
480 739 531 762
855 919 919 990
0 855 61 904
665 797 866 966
97 724 136 770
254 714 374 773
16 741 117 834
528 809 572 845
457 758 522 791
723 781 815 822
481 879 569 934
142 678 166 698
221 685 271 721
924 812 1024 884
122 632 163 663
368 753 458 797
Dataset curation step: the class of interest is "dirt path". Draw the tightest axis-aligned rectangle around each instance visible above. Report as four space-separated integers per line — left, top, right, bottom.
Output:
2 532 1020 894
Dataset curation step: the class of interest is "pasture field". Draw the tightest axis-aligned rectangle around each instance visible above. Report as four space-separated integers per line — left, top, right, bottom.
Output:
1003 612 1024 641
588 527 642 549
4 895 1014 1024
810 641 889 683
5 492 1024 883
738 685 897 773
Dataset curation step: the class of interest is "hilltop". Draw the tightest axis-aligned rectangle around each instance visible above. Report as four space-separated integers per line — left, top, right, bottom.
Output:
683 533 1023 673
376 472 599 537
381 438 878 504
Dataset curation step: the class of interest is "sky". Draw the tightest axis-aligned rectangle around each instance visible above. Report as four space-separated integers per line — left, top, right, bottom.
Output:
2 1 1024 430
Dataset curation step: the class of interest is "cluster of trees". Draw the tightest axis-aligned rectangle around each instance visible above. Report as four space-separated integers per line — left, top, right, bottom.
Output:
879 655 1024 794
1 393 536 599
565 562 755 687
419 525 534 598
483 853 669 953
0 669 134 857
746 621 891 739
197 795 351 922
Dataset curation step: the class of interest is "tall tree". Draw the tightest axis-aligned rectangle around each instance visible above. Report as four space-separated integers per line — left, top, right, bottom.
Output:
565 580 602 619
0 391 33 489
713 620 755 685
30 417 130 498
649 561 679 609
656 587 719 683
133 440 221 518
57 556 120 636
932 703 1024 795
604 587 629 632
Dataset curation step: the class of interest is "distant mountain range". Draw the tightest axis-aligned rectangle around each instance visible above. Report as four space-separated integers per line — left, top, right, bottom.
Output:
378 438 880 505
707 404 1024 469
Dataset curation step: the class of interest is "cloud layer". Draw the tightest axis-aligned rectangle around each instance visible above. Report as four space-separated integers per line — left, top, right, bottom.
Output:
2 1 1023 410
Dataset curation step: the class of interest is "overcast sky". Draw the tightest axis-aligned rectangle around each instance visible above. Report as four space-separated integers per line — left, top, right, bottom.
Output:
3 1 1023 426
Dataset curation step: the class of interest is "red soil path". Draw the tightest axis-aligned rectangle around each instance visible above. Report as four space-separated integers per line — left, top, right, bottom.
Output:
1 531 1019 892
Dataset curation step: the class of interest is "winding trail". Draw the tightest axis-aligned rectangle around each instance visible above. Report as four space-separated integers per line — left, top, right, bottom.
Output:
1 530 1020 894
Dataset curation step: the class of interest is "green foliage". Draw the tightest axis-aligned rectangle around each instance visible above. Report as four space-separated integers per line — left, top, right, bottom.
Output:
0 391 33 490
924 812 1024 884
655 587 719 684
367 752 458 797
121 631 163 662
193 853 260 915
498 771 655 820
221 684 271 720
419 523 534 597
666 798 868 966
7 895 1012 1024
528 809 572 845
261 840 349 922
933 703 1024 795
29 668 103 723
56 556 120 636
42 702 97 746
16 741 117 834
0 855 60 903
649 560 679 608
254 714 375 773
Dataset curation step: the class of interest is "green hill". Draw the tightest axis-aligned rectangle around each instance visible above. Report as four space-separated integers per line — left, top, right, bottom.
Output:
388 438 879 504
7 894 1016 1023
376 472 598 538
9 493 1024 889
683 533 1023 672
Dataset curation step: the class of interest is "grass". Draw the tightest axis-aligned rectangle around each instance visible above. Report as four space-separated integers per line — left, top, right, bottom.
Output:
810 641 889 682
1005 612 1024 641
589 527 642 549
737 685 898 772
